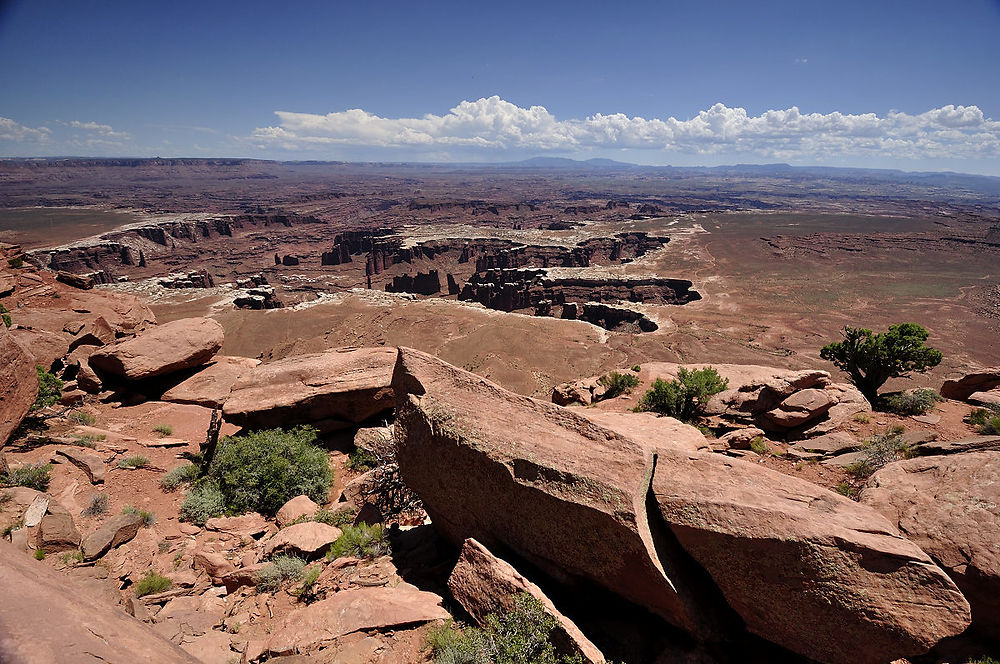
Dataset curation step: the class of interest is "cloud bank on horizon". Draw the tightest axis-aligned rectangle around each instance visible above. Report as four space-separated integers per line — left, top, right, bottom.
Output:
250 96 1000 163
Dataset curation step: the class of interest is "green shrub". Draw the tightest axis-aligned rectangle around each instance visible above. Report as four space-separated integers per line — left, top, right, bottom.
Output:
82 493 109 517
71 434 103 448
60 550 83 566
253 555 306 593
967 406 1000 435
965 657 1000 664
34 548 46 560
327 523 390 560
426 593 585 664
133 570 172 597
0 303 11 328
845 429 910 480
853 413 871 424
314 506 356 528
161 464 200 492
204 426 332 517
883 388 943 416
7 256 23 269
1 463 52 491
153 424 173 437
179 482 225 524
68 410 96 426
122 505 156 527
631 365 641 373
32 367 63 411
597 371 639 399
749 437 770 456
118 455 150 470
0 491 10 507
635 367 728 422
347 447 378 472
296 565 322 600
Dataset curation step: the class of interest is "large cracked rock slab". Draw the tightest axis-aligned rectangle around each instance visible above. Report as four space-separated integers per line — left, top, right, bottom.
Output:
89 317 223 381
392 347 971 664
224 346 396 431
0 540 199 664
0 324 37 447
161 355 260 408
861 452 1000 639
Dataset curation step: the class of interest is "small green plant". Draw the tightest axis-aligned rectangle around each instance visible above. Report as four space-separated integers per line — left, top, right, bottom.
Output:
424 621 469 660
67 410 96 426
34 548 46 560
133 570 172 597
852 412 871 424
253 555 306 593
295 564 322 600
118 455 150 470
314 506 356 528
749 436 771 456
883 388 943 416
180 482 225 524
3 518 24 537
82 493 109 517
631 365 641 373
327 523 390 560
347 447 379 472
965 657 1000 664
0 303 11 328
835 482 858 500
153 424 174 437
1 463 52 491
966 406 1000 435
845 429 910 480
0 491 11 507
122 505 156 527
635 367 729 422
598 371 640 399
7 256 23 269
161 464 200 492
60 550 84 566
71 434 104 448
32 366 63 411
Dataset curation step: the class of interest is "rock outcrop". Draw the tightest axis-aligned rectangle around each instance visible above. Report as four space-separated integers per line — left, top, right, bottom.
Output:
392 347 970 664
941 368 1000 401
223 346 396 431
160 356 260 408
81 512 143 561
0 324 37 446
861 452 1000 641
89 317 223 381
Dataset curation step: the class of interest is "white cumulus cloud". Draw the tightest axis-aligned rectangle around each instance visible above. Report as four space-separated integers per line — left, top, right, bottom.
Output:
0 117 51 142
69 120 131 140
249 97 1000 161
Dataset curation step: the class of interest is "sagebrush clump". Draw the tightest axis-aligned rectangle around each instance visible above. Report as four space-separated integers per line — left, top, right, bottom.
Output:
883 388 943 415
180 482 225 524
161 464 200 492
327 523 390 560
254 555 306 592
81 493 109 517
1 463 52 491
133 570 172 597
635 367 728 422
967 406 1000 435
845 427 910 480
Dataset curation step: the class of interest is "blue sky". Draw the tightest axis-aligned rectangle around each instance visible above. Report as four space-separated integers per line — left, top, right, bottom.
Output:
2 0 1000 174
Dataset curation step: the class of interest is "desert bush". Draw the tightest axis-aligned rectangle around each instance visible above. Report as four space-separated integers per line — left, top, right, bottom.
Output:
201 426 331 517
845 428 910 480
883 388 943 415
133 570 172 597
161 464 199 492
853 412 871 424
122 505 156 527
749 437 771 456
118 455 150 470
60 550 83 566
0 491 10 507
820 323 942 405
966 406 1000 435
295 565 322 600
1 463 52 491
347 448 378 472
426 593 586 664
635 367 728 422
179 482 225 524
153 424 173 437
598 371 639 399
327 523 390 560
34 548 46 560
631 365 641 373
7 257 23 269
0 303 11 328
68 410 96 426
82 493 109 517
32 367 63 411
314 506 356 528
253 555 306 593
70 434 102 448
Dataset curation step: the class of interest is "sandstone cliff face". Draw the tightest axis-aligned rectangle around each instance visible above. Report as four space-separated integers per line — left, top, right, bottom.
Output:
0 324 37 447
391 348 970 664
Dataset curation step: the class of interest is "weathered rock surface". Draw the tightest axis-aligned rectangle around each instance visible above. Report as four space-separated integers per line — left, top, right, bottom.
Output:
9 326 69 370
35 513 81 552
223 346 397 431
578 410 708 452
552 377 605 406
941 368 1000 401
276 495 319 528
791 431 860 456
715 427 765 451
0 324 37 446
265 585 450 656
762 387 836 429
204 512 270 539
861 452 1000 639
193 549 236 583
56 446 106 484
913 435 1000 455
448 538 605 664
969 389 1000 407
81 512 143 561
263 521 342 559
89 317 223 380
0 540 200 663
392 347 971 664
160 355 260 408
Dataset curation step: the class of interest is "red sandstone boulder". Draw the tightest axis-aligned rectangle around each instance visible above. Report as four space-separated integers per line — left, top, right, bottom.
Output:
89 317 223 381
223 346 397 431
448 538 606 664
161 355 260 408
392 347 970 664
941 368 1000 401
0 540 200 664
276 494 319 528
35 513 81 552
9 327 69 371
81 512 143 561
0 325 37 446
263 521 342 559
762 387 836 429
861 452 1000 641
